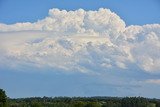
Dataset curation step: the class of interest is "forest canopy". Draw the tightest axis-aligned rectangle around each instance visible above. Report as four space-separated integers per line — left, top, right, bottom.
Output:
1 88 160 107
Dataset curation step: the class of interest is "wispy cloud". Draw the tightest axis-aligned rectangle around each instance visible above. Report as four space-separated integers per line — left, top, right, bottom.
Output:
145 79 160 85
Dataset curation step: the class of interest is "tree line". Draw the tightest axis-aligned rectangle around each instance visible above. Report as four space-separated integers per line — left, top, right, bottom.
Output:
0 88 160 107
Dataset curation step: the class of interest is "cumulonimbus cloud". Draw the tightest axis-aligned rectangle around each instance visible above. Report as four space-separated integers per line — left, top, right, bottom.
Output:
0 8 160 74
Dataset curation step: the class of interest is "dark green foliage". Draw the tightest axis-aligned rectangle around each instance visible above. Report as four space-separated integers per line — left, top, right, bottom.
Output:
7 96 159 107
72 101 85 107
121 97 149 107
1 88 160 107
30 101 43 107
85 102 101 107
0 89 7 107
102 101 121 107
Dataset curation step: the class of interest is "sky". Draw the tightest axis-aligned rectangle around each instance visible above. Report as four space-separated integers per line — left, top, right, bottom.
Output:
0 0 160 25
0 0 160 98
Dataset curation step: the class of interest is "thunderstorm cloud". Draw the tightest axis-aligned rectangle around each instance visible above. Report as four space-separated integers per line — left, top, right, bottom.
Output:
0 8 160 74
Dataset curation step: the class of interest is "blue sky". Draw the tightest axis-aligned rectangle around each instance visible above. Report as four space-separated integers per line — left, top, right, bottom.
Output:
0 0 160 98
0 0 160 25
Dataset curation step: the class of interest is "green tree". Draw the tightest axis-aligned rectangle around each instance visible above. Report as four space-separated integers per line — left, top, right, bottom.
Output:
0 89 7 107
102 101 121 107
147 103 156 107
30 101 43 107
72 101 85 107
85 102 101 107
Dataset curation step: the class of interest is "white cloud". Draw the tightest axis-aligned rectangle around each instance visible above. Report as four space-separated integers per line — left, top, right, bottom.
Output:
145 79 160 85
0 8 160 74
0 8 125 36
124 24 160 73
